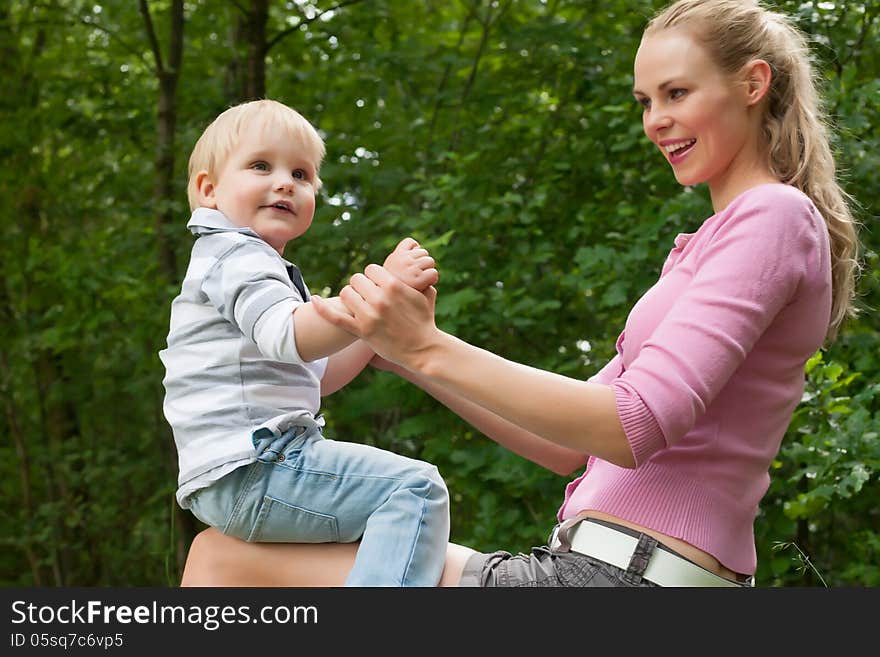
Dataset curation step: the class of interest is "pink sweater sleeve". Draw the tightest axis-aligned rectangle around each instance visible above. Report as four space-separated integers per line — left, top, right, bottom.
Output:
587 353 624 384
611 190 817 465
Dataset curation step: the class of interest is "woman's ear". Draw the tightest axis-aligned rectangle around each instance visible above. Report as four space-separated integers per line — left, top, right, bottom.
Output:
743 59 772 106
195 170 218 208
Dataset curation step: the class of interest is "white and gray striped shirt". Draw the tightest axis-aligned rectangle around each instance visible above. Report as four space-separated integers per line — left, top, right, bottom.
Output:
159 208 327 507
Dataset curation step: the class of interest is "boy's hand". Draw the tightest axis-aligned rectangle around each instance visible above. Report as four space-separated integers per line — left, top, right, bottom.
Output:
382 237 438 292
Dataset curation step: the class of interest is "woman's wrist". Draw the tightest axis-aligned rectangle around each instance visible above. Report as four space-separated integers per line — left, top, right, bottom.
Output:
405 328 451 379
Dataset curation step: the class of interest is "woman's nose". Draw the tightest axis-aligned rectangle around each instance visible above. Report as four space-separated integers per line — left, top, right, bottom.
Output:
644 108 673 137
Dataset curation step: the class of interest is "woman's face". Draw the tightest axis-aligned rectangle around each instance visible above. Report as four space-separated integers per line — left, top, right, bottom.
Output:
633 29 764 207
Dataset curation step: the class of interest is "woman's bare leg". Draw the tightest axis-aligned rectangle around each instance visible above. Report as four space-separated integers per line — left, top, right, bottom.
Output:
181 528 477 587
438 542 477 586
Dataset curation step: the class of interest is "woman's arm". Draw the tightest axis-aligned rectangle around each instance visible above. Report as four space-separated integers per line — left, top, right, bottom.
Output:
409 329 632 467
313 267 634 468
375 356 588 476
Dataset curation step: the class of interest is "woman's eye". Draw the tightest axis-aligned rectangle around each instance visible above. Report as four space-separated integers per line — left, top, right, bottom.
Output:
636 97 651 109
670 88 686 100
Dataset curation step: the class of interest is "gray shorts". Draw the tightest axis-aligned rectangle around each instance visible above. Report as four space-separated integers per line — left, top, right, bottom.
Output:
460 545 658 587
459 519 745 587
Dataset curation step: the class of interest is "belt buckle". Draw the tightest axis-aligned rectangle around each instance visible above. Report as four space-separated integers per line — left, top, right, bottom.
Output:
549 518 582 553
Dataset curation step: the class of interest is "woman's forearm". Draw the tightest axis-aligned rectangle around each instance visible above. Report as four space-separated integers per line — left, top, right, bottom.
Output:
383 361 588 476
315 268 634 467
413 331 635 468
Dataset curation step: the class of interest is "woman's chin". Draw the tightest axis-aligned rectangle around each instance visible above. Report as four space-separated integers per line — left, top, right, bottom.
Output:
671 170 705 188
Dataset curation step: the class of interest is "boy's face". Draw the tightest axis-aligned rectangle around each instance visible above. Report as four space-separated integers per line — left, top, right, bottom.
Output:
197 121 318 254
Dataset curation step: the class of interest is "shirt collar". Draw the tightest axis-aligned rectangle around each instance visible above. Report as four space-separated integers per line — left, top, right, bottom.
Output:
187 207 262 239
187 208 298 268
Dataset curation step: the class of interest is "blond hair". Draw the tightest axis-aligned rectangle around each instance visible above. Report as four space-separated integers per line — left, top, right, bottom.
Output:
187 99 325 211
646 0 861 341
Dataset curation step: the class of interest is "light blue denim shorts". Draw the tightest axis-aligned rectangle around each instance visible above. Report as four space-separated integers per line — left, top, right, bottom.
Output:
188 423 450 586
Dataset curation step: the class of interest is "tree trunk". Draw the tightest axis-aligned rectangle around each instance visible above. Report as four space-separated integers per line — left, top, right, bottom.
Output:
228 0 269 102
140 0 196 580
245 0 269 100
1 5 56 586
155 69 180 282
140 0 185 284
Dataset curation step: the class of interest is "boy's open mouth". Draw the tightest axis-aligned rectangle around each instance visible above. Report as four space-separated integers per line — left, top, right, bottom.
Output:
266 201 293 213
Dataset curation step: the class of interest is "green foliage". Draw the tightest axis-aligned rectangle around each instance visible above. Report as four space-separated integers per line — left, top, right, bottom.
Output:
757 351 880 585
1 0 878 585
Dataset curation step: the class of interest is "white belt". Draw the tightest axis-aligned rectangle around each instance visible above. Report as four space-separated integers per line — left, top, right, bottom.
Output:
551 520 747 588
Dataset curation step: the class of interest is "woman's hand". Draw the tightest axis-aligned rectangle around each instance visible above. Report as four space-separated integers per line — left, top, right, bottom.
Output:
311 264 441 371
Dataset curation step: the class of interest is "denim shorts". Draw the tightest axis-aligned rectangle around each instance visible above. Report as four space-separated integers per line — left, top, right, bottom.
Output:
188 423 449 586
459 519 748 587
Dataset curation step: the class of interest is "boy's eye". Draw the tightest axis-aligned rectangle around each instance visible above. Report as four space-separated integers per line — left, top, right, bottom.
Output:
252 161 269 171
293 169 307 180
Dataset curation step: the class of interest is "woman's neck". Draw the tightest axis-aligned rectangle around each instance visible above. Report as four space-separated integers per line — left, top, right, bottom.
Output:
709 174 782 213
708 145 780 212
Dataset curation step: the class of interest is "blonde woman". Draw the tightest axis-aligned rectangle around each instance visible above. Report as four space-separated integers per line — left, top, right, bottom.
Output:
181 0 859 587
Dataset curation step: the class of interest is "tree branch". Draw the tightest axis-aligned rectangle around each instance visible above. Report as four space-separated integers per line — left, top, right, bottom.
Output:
0 349 43 585
80 16 153 68
450 0 512 150
266 0 371 53
139 0 164 72
226 0 250 16
168 0 184 71
427 2 479 148
845 4 877 67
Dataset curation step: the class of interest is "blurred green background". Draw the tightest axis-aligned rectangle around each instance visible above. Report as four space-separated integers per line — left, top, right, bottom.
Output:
1 0 877 586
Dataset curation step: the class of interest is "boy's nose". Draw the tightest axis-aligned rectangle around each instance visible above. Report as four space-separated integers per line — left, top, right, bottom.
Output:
275 174 295 194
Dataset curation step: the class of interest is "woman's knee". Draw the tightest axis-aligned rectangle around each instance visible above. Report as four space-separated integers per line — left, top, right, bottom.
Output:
180 528 226 586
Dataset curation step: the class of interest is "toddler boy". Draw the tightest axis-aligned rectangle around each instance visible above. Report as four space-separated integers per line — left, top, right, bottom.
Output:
159 99 449 586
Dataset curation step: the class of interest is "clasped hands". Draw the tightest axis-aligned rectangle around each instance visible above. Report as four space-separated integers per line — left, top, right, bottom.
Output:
312 237 441 370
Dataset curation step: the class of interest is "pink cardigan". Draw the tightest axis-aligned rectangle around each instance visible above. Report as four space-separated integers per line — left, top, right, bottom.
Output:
558 184 832 574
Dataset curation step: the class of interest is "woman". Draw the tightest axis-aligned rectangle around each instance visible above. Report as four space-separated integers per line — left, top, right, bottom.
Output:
180 0 860 587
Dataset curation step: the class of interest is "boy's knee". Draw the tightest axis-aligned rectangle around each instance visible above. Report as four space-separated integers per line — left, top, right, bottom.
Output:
412 463 449 504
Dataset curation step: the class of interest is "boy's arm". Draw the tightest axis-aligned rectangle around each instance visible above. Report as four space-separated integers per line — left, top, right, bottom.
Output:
291 296 361 362
320 340 375 396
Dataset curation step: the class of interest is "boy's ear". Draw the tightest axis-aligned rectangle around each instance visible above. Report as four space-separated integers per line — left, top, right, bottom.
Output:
195 170 218 208
743 59 772 106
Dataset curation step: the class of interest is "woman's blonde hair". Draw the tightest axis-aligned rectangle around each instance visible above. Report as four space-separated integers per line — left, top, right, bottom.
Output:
187 99 325 211
646 0 860 341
